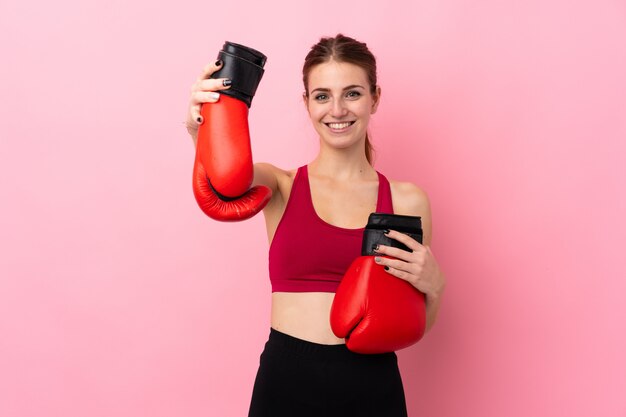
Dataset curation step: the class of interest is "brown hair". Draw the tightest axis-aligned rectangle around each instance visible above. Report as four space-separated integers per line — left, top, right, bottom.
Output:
303 34 378 165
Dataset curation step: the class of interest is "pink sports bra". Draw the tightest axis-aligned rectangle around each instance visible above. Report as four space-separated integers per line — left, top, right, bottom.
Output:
269 164 394 293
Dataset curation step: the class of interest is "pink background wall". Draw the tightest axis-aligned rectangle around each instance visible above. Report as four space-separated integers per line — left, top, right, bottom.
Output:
1 0 625 416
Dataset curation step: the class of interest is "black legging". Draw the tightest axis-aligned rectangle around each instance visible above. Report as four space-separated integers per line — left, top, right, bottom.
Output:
248 328 409 417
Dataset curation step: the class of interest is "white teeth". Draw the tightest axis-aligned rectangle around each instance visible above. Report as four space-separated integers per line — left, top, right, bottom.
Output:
328 122 352 129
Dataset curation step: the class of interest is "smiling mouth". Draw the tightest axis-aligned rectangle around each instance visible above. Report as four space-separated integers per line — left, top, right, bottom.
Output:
325 121 355 129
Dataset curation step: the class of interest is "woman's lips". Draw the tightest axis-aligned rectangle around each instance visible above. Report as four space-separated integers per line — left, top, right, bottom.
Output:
325 121 355 132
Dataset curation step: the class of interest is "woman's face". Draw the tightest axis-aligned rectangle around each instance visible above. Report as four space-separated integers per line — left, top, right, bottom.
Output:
304 60 380 151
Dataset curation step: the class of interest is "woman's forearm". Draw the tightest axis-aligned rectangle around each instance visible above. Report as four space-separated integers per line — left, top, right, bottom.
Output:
424 292 443 333
187 123 198 149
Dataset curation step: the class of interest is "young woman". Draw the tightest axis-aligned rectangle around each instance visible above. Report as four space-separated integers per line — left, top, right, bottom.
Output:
186 34 446 417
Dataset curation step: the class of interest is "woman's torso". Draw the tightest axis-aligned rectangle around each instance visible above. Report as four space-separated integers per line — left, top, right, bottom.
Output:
264 164 397 345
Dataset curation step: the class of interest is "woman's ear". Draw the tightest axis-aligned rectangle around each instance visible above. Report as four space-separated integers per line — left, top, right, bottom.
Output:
302 92 309 111
371 86 382 114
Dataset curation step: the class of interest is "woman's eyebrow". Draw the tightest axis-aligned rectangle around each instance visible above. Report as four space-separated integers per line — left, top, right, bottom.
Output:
310 85 366 94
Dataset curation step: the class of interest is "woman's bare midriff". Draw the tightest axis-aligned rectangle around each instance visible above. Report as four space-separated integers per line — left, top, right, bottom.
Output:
265 165 383 346
271 292 345 345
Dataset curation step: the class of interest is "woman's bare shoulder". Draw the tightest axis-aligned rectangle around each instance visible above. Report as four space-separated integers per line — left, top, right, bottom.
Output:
388 179 431 217
389 179 434 244
389 180 432 245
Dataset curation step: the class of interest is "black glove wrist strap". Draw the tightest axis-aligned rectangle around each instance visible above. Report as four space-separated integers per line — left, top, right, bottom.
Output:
211 41 267 107
361 213 423 256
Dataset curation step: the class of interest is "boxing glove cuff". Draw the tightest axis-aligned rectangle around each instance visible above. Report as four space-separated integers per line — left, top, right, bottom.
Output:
361 213 423 255
211 41 267 107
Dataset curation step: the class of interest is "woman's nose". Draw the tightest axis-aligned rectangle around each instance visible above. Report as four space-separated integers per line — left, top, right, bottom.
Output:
330 99 348 118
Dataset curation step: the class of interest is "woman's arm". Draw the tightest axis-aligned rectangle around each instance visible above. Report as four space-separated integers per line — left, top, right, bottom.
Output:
186 62 284 214
252 163 284 200
378 181 447 333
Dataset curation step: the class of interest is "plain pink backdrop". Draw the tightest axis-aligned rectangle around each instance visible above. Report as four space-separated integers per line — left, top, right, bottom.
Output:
1 0 625 416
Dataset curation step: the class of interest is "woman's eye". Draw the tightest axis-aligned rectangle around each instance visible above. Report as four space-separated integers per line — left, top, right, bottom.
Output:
314 94 328 101
346 90 361 99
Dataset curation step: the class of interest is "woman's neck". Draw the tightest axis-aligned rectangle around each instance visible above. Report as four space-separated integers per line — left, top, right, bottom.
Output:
309 152 376 182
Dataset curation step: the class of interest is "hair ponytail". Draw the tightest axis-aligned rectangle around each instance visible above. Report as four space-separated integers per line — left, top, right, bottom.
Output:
365 132 374 165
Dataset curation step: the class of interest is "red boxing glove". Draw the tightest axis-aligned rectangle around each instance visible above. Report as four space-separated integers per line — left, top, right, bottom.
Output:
193 95 271 221
192 42 271 222
330 213 426 354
